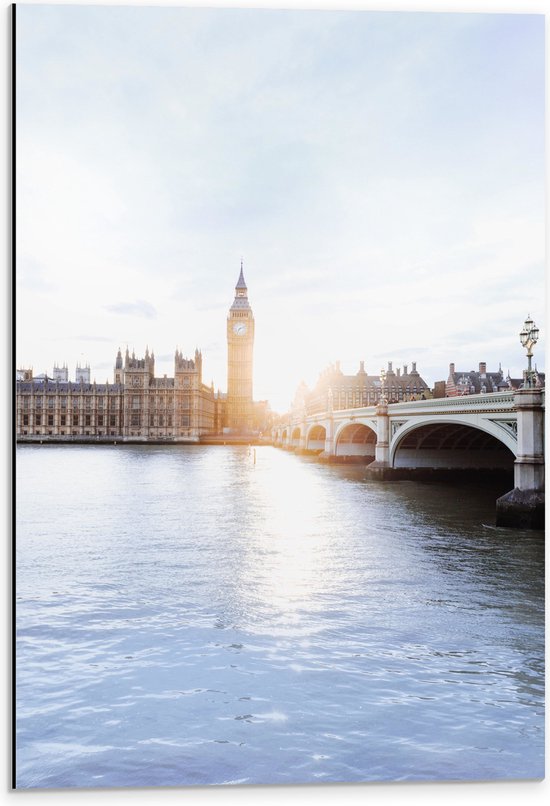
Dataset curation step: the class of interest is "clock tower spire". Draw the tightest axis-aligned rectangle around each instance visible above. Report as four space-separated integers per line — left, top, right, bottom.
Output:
227 262 255 433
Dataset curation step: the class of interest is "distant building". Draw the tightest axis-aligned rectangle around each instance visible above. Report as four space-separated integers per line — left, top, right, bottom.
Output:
293 360 431 417
445 362 545 397
15 346 218 442
75 365 91 384
506 368 545 390
52 364 68 382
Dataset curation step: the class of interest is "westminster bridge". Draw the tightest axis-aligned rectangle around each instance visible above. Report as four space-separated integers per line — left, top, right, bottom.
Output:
272 388 545 529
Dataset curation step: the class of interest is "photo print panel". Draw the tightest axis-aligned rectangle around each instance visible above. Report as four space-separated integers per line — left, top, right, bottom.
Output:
14 0 545 791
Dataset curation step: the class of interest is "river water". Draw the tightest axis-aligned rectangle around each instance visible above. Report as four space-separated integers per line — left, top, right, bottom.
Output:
15 445 544 789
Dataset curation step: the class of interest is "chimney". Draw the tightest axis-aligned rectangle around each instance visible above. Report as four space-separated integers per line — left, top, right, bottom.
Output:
388 361 393 373
396 368 401 377
359 360 365 373
479 362 486 376
403 364 408 375
449 362 455 375
335 360 341 372
412 362 417 373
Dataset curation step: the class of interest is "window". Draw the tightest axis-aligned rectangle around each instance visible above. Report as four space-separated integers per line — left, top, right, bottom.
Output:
85 415 91 426
131 414 139 426
48 415 53 426
98 416 104 426
73 415 78 426
35 415 41 425
61 415 66 426
23 415 29 425
110 415 116 427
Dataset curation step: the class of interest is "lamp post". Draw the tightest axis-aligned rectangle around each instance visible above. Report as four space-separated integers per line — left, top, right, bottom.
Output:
379 367 387 403
496 315 544 528
519 315 539 388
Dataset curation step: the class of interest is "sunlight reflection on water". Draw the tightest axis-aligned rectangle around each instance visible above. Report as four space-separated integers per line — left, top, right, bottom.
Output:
16 445 544 789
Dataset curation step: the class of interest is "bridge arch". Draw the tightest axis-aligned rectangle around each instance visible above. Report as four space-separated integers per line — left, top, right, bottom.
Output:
390 417 516 470
306 424 326 453
334 421 377 458
290 426 302 448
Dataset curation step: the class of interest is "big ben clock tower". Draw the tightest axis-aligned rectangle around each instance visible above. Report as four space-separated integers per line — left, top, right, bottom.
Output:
227 262 255 433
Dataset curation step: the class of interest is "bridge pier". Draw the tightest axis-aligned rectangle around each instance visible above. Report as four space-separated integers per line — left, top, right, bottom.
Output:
364 400 391 477
319 390 336 461
319 417 335 461
297 417 307 453
496 388 545 529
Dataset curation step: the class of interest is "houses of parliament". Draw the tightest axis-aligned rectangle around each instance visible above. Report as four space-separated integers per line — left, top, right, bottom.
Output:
16 267 266 442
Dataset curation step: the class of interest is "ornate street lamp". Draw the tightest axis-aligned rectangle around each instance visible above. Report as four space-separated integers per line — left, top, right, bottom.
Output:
519 314 539 388
379 367 387 403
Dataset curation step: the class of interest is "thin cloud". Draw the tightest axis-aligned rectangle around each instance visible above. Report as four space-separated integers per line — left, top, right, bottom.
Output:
104 301 157 319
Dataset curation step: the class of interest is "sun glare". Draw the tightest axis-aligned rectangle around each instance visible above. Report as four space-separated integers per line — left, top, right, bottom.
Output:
238 450 336 632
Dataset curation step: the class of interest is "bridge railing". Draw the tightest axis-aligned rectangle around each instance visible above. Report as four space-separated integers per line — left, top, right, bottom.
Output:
388 391 516 412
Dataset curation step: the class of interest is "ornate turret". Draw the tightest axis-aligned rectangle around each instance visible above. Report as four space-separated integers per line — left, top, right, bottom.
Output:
114 348 124 384
122 347 155 387
230 260 251 312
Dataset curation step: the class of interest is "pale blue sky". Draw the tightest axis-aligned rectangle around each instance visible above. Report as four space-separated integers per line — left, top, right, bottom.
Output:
16 2 545 411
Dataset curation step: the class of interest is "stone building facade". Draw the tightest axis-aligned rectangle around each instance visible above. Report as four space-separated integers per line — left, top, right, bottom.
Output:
293 360 431 417
445 362 545 397
16 347 217 442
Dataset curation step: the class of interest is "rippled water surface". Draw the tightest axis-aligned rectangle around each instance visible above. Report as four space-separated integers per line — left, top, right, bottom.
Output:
16 445 544 788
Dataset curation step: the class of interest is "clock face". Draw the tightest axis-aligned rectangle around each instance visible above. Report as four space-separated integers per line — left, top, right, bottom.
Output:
233 323 247 336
